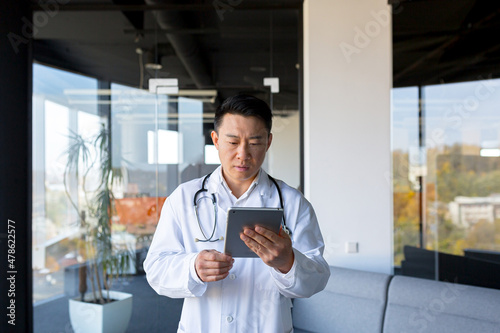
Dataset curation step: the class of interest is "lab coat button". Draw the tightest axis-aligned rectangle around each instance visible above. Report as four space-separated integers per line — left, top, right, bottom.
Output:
226 316 233 323
229 274 236 280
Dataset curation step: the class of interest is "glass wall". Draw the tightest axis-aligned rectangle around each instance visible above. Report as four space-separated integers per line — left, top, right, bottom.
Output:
392 79 500 287
32 4 302 331
391 86 420 267
32 64 100 302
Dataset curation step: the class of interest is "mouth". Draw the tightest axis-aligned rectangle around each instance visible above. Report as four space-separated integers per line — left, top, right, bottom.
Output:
234 165 250 172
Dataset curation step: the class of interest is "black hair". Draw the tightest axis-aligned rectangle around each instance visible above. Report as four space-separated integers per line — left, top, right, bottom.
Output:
214 94 273 133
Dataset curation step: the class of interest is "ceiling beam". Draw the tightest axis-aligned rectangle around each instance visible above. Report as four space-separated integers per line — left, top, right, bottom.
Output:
394 9 500 84
31 2 301 12
422 42 500 85
388 0 435 4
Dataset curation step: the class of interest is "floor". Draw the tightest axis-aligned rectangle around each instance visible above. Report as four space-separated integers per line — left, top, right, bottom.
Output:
33 274 183 333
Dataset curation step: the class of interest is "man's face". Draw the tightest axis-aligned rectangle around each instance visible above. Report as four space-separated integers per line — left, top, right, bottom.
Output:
211 113 272 190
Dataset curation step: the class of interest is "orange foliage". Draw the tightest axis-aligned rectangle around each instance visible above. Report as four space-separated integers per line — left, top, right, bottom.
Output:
393 191 419 221
114 197 167 234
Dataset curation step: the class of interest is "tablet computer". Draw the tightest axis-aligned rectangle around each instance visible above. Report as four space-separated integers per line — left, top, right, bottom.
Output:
223 207 284 258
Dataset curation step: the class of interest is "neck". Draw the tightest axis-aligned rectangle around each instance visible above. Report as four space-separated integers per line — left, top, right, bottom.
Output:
222 169 259 199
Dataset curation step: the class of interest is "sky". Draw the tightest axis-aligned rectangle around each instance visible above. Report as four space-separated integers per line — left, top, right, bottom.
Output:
392 78 500 152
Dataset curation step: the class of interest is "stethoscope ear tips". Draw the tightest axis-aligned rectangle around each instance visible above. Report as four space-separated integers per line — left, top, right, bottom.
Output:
194 238 199 242
219 236 224 240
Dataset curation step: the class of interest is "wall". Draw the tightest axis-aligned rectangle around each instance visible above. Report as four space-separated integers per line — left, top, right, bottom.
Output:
267 112 301 189
303 0 393 273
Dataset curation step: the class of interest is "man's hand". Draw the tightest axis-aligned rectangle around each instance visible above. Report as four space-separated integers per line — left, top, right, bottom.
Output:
195 250 234 282
240 226 294 273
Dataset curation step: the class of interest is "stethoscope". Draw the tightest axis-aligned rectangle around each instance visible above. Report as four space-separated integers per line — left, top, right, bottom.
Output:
193 172 289 242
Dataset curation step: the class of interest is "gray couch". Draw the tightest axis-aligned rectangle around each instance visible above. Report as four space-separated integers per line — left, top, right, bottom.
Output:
292 266 500 333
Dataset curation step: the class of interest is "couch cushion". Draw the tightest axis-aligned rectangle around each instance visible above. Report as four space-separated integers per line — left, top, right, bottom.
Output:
384 275 500 333
292 266 392 333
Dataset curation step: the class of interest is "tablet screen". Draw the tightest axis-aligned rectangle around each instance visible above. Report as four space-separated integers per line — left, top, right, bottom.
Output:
223 207 283 257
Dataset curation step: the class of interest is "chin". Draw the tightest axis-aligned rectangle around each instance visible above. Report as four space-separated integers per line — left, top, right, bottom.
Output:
233 170 256 180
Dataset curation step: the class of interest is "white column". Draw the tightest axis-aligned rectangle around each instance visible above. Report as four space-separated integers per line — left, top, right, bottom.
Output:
304 0 393 273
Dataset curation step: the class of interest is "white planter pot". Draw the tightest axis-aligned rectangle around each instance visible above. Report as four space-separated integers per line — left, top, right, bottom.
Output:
69 290 133 333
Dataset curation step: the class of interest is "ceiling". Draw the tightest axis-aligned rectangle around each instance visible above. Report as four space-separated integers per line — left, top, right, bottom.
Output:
33 0 302 112
393 0 500 87
32 0 500 108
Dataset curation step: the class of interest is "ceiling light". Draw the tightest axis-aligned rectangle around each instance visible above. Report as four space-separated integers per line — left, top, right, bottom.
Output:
63 86 217 104
144 49 162 70
145 63 162 70
149 78 178 94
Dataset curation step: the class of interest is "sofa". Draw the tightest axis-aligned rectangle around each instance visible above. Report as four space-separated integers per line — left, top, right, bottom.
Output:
401 245 500 290
292 266 500 333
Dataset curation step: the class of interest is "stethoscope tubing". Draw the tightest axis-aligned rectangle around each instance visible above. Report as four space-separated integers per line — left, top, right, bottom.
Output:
193 172 288 242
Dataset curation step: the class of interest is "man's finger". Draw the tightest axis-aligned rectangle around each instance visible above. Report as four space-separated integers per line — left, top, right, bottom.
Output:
243 228 274 249
240 232 268 255
203 272 229 282
199 260 233 269
200 250 233 262
254 225 277 239
199 267 232 276
195 250 235 282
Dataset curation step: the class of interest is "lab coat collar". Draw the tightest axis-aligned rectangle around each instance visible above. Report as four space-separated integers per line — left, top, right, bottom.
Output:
206 166 222 195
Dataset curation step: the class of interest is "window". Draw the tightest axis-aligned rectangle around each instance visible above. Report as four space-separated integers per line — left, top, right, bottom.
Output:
392 79 500 287
33 64 100 302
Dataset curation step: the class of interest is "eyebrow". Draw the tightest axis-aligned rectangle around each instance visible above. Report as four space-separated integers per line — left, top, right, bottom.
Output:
225 134 264 140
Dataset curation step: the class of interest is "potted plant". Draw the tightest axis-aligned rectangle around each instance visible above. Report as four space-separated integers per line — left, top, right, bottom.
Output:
64 124 133 333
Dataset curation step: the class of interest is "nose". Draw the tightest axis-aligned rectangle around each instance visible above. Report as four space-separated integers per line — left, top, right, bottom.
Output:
236 143 251 160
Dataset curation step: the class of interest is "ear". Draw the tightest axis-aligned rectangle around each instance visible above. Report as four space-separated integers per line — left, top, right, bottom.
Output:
266 132 273 151
211 130 219 149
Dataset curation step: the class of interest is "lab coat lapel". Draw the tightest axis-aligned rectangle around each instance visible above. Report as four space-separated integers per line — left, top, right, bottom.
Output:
247 169 279 208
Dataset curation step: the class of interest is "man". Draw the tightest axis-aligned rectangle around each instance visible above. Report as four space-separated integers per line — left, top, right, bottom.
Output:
144 94 330 332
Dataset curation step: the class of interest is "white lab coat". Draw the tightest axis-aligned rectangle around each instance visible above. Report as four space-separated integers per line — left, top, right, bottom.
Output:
144 166 330 333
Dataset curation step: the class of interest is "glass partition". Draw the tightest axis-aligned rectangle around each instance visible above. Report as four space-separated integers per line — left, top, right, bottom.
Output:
391 86 420 267
32 4 302 331
32 64 100 302
392 79 500 288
